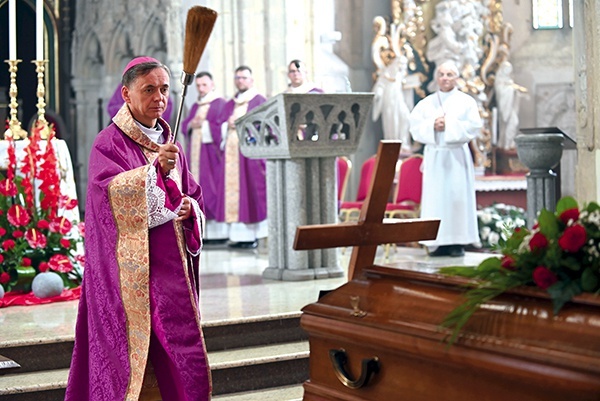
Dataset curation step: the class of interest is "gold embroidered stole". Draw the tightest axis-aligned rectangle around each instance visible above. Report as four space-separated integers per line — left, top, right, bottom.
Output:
108 164 151 401
224 101 248 223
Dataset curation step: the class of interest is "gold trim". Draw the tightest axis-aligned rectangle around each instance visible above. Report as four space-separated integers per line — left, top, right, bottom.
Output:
109 164 151 400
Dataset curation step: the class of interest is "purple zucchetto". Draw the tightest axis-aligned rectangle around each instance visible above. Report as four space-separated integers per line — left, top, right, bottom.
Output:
122 56 160 77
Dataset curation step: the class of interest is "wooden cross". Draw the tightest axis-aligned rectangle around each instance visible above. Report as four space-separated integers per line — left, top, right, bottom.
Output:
293 141 440 280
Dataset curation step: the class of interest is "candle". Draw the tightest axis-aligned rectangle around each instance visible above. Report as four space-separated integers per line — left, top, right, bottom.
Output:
492 107 498 146
36 0 44 60
9 0 16 60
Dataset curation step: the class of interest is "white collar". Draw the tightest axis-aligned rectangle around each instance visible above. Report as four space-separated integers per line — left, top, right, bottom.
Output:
234 87 258 104
198 91 219 105
285 82 318 94
134 120 164 144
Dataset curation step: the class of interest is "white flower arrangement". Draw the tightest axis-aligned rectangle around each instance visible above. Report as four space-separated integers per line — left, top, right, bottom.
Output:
477 203 527 248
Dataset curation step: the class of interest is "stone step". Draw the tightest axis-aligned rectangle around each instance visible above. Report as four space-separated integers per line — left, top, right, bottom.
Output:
0 312 306 374
212 384 304 400
0 341 309 400
203 312 307 351
210 341 309 395
0 368 68 401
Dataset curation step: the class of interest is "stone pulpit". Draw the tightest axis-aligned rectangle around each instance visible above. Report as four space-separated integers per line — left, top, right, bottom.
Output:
235 93 373 280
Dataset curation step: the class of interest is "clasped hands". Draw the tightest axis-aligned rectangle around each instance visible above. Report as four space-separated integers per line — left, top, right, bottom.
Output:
434 116 445 132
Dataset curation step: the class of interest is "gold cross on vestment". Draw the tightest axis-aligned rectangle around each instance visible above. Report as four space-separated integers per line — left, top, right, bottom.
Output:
293 141 440 280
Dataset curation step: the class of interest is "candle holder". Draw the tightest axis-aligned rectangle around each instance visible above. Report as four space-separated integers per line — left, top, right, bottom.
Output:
32 59 52 139
3 59 27 140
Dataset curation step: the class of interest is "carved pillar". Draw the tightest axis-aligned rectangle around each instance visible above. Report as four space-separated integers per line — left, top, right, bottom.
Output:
573 2 600 202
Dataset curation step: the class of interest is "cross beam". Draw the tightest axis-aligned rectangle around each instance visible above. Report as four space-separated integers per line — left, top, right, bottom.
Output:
294 141 440 280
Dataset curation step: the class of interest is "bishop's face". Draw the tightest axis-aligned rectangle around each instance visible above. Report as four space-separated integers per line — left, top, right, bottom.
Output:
122 68 170 127
436 66 457 92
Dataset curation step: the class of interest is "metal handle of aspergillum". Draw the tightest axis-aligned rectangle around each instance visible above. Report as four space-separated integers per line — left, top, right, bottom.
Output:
171 72 195 144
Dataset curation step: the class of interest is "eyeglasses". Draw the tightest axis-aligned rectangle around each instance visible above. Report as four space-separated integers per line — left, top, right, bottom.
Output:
288 69 301 74
234 76 250 80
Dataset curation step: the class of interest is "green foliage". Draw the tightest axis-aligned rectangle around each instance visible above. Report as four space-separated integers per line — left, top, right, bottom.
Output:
476 203 527 249
440 196 600 345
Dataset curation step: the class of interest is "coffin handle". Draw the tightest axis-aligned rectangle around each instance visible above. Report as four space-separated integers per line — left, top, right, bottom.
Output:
329 349 380 389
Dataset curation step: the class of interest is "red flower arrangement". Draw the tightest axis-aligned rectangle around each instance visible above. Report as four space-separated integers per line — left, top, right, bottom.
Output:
440 196 600 344
0 124 84 293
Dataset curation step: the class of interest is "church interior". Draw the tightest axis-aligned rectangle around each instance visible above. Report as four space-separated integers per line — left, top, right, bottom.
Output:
1 0 600 400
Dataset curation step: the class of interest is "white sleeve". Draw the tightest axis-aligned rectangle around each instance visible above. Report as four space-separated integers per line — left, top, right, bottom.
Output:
146 167 180 229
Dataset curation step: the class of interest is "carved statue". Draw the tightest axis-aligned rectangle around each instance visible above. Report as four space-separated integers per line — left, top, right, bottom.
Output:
371 17 412 150
494 60 528 149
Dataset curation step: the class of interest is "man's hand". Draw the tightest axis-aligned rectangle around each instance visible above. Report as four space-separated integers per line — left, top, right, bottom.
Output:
177 196 192 221
227 115 236 130
158 143 179 175
434 116 445 132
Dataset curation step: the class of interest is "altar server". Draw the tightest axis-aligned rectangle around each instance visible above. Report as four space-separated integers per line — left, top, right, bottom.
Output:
409 60 481 257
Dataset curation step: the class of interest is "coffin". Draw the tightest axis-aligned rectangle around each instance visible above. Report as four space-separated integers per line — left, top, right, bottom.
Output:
301 263 600 401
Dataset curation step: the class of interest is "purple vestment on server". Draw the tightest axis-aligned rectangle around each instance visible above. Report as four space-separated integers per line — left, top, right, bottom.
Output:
181 96 227 220
216 92 268 224
65 104 211 401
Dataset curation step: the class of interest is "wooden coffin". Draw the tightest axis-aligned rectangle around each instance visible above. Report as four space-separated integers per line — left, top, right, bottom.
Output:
301 264 600 401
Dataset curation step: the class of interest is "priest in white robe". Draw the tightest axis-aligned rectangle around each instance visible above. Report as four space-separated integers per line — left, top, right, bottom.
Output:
409 60 481 257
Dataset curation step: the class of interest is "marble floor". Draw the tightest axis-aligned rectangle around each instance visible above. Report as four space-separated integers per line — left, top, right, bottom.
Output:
0 244 494 345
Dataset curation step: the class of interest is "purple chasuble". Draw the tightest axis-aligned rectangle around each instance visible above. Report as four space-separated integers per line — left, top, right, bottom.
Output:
65 105 211 401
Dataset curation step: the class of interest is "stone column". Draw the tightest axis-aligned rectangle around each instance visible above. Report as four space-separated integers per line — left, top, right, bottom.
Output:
515 133 564 228
573 2 600 202
237 93 373 280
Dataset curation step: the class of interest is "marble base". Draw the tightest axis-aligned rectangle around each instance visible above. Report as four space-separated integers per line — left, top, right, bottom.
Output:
263 266 344 281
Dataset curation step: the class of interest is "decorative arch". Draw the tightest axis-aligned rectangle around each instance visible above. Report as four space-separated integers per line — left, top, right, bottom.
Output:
75 31 104 79
139 15 168 64
105 22 134 76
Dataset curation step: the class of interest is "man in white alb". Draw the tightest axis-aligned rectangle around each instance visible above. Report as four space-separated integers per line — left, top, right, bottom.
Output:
409 60 481 257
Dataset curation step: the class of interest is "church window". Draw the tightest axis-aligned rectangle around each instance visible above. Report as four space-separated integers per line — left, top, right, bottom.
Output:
532 0 573 29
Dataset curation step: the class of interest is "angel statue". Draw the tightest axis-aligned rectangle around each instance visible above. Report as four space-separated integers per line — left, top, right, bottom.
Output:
494 60 528 149
371 17 413 151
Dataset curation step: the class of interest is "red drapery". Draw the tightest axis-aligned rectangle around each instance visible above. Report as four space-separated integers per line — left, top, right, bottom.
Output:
0 286 81 307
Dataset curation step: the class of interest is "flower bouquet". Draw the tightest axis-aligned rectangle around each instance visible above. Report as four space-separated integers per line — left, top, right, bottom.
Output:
440 196 600 344
0 124 84 295
476 203 527 248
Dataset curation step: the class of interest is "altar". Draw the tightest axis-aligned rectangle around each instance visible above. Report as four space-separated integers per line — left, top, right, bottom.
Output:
474 174 527 209
0 138 80 223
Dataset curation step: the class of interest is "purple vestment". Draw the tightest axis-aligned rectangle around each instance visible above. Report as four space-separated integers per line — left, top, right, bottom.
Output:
215 93 267 224
65 105 211 401
107 83 174 122
181 96 227 220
